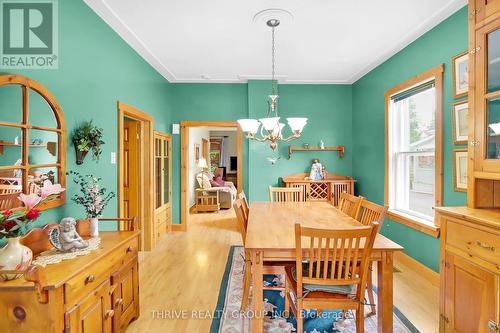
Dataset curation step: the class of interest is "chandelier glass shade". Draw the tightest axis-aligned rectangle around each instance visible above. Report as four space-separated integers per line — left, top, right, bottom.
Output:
237 18 307 151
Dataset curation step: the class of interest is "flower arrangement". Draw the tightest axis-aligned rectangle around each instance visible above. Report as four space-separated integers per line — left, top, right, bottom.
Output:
0 181 65 238
68 171 115 218
72 120 105 164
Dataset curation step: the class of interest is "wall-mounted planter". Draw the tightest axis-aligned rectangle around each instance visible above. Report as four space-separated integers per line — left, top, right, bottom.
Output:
75 145 88 165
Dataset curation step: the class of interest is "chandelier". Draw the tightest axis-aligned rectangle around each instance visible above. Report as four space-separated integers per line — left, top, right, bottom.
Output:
238 19 307 151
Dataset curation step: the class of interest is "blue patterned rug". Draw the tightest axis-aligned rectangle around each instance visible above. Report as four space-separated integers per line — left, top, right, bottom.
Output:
210 246 420 333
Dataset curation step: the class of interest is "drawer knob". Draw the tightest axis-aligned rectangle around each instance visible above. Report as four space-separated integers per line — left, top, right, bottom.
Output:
13 306 26 321
115 298 124 307
476 240 495 252
105 309 115 319
85 274 95 284
126 245 133 253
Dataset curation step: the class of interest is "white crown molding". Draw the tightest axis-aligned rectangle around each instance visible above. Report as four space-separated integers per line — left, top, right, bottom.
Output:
348 0 467 84
83 0 178 82
85 0 467 85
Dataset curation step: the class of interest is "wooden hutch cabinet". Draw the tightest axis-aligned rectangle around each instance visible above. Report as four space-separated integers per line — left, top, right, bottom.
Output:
0 221 140 333
154 131 172 242
437 1 500 332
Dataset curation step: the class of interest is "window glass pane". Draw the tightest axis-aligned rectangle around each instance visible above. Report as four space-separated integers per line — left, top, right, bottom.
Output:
0 126 23 167
390 84 435 220
0 85 23 124
28 129 58 164
488 28 500 92
28 166 59 193
487 98 500 159
29 89 58 129
155 157 161 209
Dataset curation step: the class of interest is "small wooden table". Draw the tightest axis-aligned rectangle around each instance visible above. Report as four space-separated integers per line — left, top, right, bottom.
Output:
245 202 404 333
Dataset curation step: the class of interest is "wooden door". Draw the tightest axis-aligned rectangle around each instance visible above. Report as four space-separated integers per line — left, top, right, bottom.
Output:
123 121 140 220
202 138 209 161
154 132 172 240
111 258 139 332
65 280 113 333
442 252 498 332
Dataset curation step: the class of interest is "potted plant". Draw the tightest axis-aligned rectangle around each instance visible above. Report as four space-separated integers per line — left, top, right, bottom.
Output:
0 181 65 280
68 171 115 237
72 121 105 165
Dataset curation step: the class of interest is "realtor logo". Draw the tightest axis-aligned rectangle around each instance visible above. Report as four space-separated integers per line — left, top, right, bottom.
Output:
1 0 58 69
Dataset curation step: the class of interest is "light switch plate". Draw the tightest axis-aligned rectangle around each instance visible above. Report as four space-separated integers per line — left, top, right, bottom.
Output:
172 123 180 134
111 152 116 164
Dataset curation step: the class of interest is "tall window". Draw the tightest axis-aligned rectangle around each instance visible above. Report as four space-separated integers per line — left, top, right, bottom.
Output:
385 66 443 227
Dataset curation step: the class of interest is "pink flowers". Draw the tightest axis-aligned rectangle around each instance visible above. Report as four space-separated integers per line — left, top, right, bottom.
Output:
40 180 65 200
18 193 42 210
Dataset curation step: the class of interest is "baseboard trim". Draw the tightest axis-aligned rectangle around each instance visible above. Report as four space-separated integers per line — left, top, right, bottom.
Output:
171 224 186 232
394 252 439 287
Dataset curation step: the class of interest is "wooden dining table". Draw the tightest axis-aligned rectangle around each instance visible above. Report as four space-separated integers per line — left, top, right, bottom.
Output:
245 201 404 333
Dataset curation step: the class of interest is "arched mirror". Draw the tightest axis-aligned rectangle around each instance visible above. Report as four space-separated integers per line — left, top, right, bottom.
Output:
0 74 66 210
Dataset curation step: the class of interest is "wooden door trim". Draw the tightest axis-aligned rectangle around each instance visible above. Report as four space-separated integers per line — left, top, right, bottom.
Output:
118 101 154 250
384 64 444 230
180 121 243 231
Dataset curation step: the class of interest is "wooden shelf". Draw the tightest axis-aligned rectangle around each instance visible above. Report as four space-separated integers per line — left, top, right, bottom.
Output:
0 141 57 156
288 145 345 159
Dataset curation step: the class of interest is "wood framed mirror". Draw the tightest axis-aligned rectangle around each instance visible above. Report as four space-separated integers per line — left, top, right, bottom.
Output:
0 74 66 210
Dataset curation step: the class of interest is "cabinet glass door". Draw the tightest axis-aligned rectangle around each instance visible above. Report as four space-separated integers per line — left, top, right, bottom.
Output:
477 22 500 167
163 139 169 205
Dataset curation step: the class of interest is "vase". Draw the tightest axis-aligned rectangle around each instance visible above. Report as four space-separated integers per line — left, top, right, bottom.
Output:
75 144 88 165
90 217 99 237
0 237 33 281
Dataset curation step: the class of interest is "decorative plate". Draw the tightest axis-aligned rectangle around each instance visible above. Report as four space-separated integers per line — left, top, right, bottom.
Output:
48 227 63 250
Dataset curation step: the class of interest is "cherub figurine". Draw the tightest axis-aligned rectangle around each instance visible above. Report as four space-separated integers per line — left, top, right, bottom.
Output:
58 217 89 252
309 159 324 180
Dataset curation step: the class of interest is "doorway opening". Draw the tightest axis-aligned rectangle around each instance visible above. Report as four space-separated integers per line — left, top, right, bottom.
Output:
117 101 154 250
180 121 243 230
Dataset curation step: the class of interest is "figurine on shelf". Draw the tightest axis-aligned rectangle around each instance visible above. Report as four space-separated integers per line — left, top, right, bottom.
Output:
320 140 325 150
308 159 324 180
322 165 328 180
49 217 89 252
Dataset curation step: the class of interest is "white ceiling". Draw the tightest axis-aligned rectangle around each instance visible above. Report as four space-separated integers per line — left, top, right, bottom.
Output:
85 0 467 84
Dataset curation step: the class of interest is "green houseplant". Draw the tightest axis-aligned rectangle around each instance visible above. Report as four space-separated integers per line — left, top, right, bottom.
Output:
72 121 105 165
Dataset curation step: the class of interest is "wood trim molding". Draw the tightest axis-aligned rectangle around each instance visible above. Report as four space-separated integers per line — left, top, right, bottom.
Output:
387 210 440 237
171 224 184 232
180 121 244 230
118 101 155 250
384 64 444 234
394 252 439 287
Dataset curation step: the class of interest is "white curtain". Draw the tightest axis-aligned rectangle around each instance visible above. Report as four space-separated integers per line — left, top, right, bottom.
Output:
219 137 228 167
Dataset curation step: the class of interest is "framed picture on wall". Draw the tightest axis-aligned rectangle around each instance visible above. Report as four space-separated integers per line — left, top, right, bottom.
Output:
453 148 468 192
452 100 468 145
194 143 200 164
452 51 468 99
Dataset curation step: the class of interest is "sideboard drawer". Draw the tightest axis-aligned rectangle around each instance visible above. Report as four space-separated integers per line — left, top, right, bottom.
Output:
446 218 500 265
119 237 139 264
64 262 111 306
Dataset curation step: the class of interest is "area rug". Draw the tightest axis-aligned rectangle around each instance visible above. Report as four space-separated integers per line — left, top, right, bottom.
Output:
210 246 420 333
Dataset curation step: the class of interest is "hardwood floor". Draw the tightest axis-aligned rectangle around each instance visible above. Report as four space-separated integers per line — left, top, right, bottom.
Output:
127 208 439 333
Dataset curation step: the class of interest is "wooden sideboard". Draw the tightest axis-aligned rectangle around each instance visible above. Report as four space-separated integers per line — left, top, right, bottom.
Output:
282 173 355 206
0 224 140 333
436 207 500 333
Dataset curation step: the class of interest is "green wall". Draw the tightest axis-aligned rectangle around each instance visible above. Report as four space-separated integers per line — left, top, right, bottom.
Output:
0 1 469 271
1 0 173 230
168 81 353 224
352 7 468 272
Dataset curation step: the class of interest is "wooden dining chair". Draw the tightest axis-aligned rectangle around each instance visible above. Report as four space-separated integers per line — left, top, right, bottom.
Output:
269 186 304 202
356 199 388 316
285 222 379 333
0 184 22 210
233 199 288 312
338 191 363 218
238 191 250 221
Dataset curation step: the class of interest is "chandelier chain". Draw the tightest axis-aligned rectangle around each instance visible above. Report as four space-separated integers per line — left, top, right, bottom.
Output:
271 25 276 96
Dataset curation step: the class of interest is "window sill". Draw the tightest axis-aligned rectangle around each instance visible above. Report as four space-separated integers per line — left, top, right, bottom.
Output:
387 210 440 238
